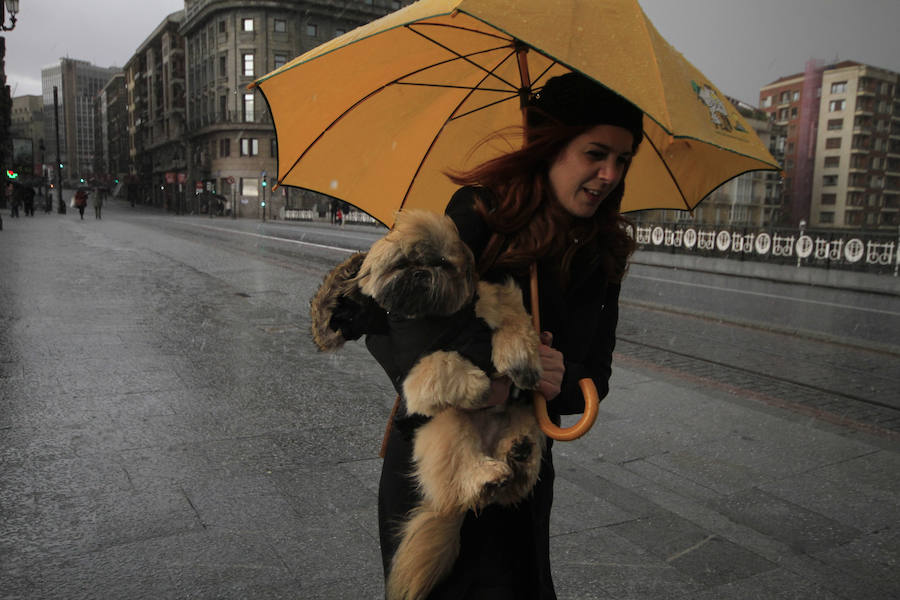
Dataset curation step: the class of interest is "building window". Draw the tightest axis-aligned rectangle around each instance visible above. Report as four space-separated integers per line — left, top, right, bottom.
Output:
219 54 227 77
830 81 847 94
779 91 790 104
829 99 845 112
220 138 230 157
821 193 836 205
845 211 863 226
823 175 838 186
825 137 841 149
242 18 254 32
827 118 843 130
274 54 288 69
334 28 346 37
271 138 278 157
306 23 318 37
243 93 255 122
219 20 226 33
240 138 259 156
792 91 800 102
824 156 840 168
391 1 402 8
220 95 227 119
761 95 772 108
274 19 286 33
819 211 834 223
242 53 254 77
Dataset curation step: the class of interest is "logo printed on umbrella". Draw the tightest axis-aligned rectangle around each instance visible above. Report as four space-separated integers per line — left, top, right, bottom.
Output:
693 81 747 134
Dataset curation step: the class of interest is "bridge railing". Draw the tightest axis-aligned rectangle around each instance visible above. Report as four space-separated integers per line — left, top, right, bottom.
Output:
630 223 900 276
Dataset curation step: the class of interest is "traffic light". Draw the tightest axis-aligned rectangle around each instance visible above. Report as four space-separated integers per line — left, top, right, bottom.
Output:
261 179 267 187
6 169 18 179
260 200 266 207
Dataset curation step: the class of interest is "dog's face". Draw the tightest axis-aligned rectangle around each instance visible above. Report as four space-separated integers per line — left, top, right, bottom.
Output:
357 210 476 318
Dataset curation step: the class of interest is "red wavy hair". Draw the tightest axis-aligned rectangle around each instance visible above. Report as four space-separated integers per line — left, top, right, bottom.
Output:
448 117 637 287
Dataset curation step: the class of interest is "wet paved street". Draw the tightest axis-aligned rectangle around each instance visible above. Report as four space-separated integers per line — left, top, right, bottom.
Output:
1 201 898 599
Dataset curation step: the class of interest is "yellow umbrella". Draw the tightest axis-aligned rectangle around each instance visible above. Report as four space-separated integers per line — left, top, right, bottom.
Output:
253 0 779 440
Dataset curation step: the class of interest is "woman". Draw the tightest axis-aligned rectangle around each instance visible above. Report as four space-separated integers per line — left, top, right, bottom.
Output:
377 72 643 599
74 188 88 220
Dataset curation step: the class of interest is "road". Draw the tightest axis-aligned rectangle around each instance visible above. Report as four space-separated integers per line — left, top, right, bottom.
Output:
140 212 900 434
2 203 898 599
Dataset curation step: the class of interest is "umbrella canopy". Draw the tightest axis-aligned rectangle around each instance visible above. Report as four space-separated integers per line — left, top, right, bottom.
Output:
253 0 779 228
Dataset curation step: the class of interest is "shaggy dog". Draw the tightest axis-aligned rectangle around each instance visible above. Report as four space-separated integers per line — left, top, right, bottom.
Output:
310 210 545 600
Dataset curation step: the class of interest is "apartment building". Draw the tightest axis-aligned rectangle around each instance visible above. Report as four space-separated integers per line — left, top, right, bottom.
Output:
40 58 121 184
123 11 187 208
95 73 129 183
812 63 900 229
9 94 43 175
180 0 411 217
760 60 900 230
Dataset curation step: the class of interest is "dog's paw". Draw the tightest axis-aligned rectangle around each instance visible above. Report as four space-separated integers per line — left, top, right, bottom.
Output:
506 366 541 391
507 436 535 464
492 329 542 390
462 458 513 509
404 351 490 415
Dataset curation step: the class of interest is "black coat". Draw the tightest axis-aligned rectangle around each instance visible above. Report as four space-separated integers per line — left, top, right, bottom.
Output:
372 186 622 599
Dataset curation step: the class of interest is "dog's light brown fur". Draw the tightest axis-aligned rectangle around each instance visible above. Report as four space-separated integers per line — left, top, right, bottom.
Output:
308 210 544 600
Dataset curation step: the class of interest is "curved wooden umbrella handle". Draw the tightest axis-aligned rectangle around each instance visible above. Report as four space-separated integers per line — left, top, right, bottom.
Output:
534 379 600 441
529 263 600 441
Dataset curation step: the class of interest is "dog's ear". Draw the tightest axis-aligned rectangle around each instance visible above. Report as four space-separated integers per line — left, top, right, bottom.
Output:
310 252 367 351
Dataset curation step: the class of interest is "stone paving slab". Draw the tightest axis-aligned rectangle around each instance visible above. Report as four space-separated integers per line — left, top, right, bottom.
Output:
1 205 898 599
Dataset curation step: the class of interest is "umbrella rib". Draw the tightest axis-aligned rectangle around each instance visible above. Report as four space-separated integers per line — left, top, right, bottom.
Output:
529 60 559 89
449 92 519 121
397 61 513 212
395 82 516 94
642 133 691 211
409 21 514 44
278 46 516 184
404 24 519 92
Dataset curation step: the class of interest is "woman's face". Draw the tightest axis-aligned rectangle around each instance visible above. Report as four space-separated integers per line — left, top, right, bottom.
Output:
548 124 635 219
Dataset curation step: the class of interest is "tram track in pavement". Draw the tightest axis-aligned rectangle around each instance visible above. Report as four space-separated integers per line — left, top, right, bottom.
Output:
125 215 900 439
615 301 900 440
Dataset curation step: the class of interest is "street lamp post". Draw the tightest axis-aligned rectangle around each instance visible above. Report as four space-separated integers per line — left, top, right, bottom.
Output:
1 0 19 31
54 86 65 213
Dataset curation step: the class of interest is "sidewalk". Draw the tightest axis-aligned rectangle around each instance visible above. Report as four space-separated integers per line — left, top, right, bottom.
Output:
1 205 897 599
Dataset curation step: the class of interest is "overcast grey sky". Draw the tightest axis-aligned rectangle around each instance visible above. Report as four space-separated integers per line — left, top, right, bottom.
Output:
4 0 900 105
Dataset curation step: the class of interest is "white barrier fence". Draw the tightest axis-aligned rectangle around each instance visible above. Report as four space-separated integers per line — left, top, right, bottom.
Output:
283 209 315 221
631 225 899 275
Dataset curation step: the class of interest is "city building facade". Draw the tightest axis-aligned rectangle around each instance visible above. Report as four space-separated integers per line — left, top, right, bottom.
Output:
95 73 129 185
9 94 43 175
179 0 411 217
123 11 187 209
760 60 900 230
40 58 121 185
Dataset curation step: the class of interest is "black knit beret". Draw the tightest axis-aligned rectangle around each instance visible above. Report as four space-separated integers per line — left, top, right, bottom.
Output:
528 72 644 147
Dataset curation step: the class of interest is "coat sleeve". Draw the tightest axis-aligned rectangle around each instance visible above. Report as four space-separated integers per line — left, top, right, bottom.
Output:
551 281 620 416
445 186 491 261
